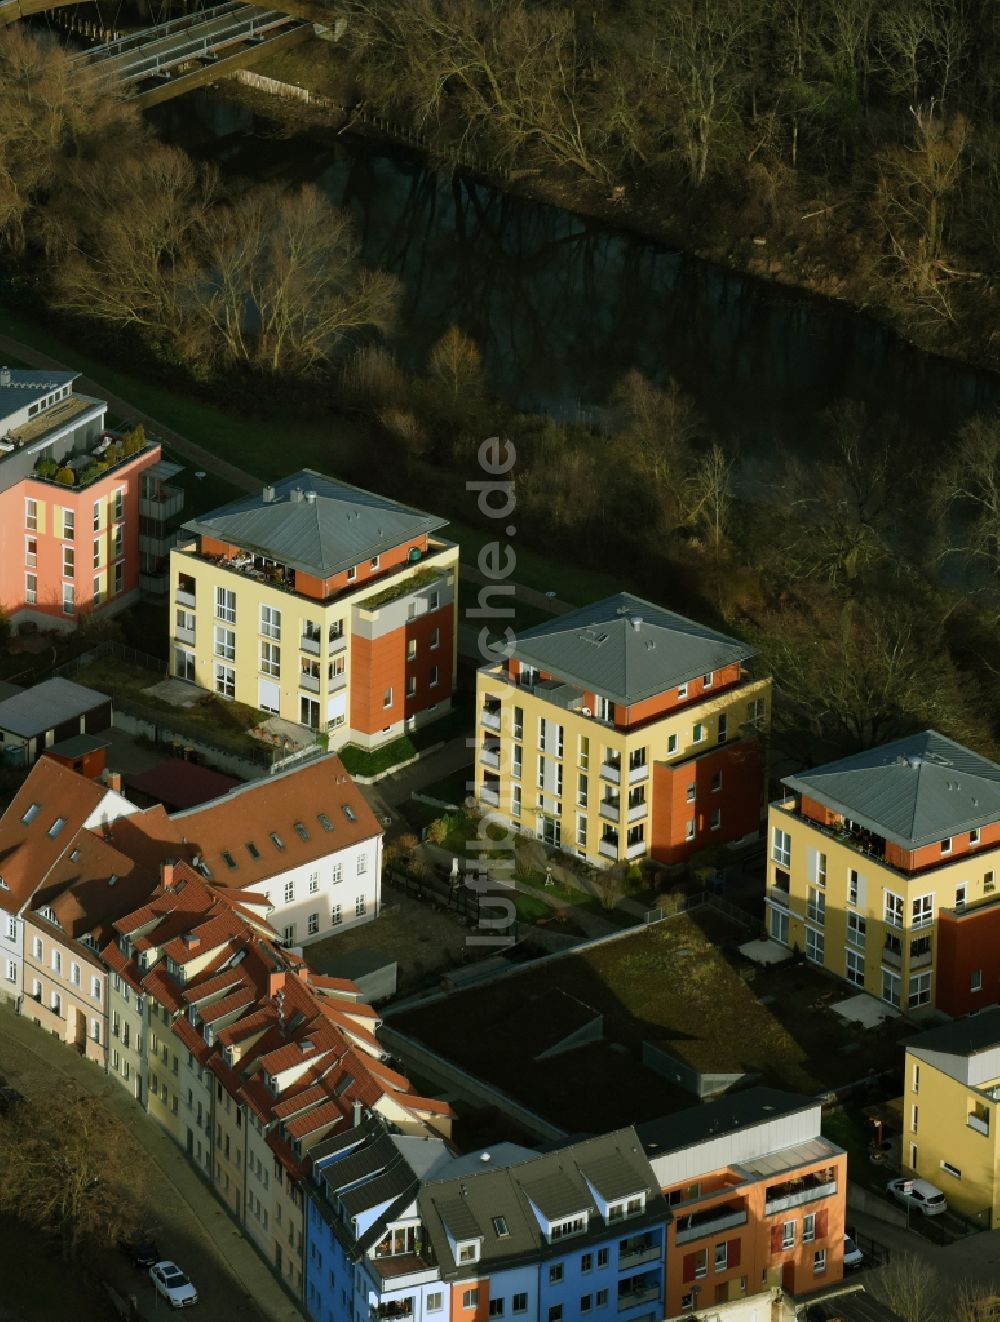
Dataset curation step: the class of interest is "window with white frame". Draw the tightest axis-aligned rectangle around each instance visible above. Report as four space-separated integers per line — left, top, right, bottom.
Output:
802 1213 816 1243
25 536 37 569
677 682 688 699
693 722 705 743
283 880 294 904
114 487 124 521
70 962 81 987
882 968 901 1007
260 641 280 677
260 604 281 640
686 820 696 841
782 1222 796 1249
308 872 319 894
714 1242 728 1271
430 626 440 649
215 586 236 623
512 744 523 779
846 912 866 949
31 937 42 959
25 573 36 605
307 913 319 936
908 971 932 1008
332 861 342 885
25 498 37 531
214 664 235 699
331 904 342 926
51 950 62 974
214 626 236 661
5 917 14 940
941 836 952 855
971 828 981 845
62 583 75 615
912 894 934 929
846 949 865 987
511 785 522 818
772 827 791 867
806 927 824 965
885 891 904 928
813 1249 827 1275
357 853 368 875
807 887 826 925
63 508 74 538
355 895 366 917
4 960 15 983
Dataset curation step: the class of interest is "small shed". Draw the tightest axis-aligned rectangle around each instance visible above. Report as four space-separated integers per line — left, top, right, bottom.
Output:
0 678 111 766
43 732 111 780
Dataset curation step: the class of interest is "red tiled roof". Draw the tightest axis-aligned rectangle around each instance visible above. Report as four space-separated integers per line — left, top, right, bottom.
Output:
199 986 257 1024
162 911 247 965
271 1082 328 1120
0 759 108 915
32 828 157 939
170 755 382 889
172 1015 210 1060
284 1099 343 1141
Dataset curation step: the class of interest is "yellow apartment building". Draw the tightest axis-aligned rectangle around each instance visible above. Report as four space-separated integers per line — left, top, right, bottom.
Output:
169 470 458 746
475 593 770 868
903 1009 1000 1225
766 731 1000 1015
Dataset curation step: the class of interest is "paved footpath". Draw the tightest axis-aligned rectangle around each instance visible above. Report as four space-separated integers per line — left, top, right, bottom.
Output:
0 1007 305 1322
849 1202 1000 1296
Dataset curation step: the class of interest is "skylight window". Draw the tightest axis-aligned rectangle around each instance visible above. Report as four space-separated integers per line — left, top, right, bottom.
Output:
48 817 67 838
70 849 81 862
246 842 260 860
492 1216 509 1238
222 851 237 870
342 805 356 823
294 821 310 842
317 813 333 832
270 832 285 851
21 804 39 825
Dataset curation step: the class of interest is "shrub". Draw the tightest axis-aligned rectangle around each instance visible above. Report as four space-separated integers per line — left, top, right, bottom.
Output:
340 346 409 412
55 466 75 485
425 816 451 846
34 457 58 479
122 424 145 456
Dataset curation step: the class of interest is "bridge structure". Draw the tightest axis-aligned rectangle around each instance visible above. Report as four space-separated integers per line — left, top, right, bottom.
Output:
4 0 313 105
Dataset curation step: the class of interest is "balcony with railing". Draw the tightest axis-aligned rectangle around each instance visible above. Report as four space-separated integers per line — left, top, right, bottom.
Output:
300 633 321 655
619 1237 661 1269
600 797 621 822
140 483 184 522
882 938 902 969
626 838 646 860
372 1298 414 1320
601 757 622 784
175 574 196 608
481 701 502 732
764 1172 837 1216
480 773 500 807
968 1110 990 1136
480 742 501 770
628 760 649 784
617 1279 660 1312
175 625 195 645
674 1202 748 1245
627 799 647 823
599 836 619 860
299 671 320 693
768 868 790 909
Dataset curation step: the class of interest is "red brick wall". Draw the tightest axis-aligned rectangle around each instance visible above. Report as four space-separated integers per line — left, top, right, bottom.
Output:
650 740 763 865
350 605 453 735
937 907 1000 1014
295 537 429 602
888 824 1000 871
614 663 744 726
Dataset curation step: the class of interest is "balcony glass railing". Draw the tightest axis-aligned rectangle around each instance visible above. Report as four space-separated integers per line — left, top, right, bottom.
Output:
480 786 500 807
764 1178 837 1215
480 746 501 770
600 799 621 821
674 1205 747 1245
300 635 321 655
628 762 649 784
968 1113 990 1136
619 1242 661 1269
599 839 619 860
601 761 622 784
481 709 502 731
299 673 320 693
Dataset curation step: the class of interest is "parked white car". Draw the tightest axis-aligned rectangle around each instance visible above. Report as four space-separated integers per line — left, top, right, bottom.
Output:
149 1260 198 1308
843 1234 864 1269
886 1176 948 1216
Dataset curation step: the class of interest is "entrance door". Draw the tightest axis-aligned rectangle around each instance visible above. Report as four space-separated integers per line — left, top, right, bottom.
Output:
300 696 320 729
174 647 195 682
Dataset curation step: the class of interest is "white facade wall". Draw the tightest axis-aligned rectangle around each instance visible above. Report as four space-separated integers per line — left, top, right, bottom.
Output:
647 1105 822 1188
0 913 21 1003
251 835 383 947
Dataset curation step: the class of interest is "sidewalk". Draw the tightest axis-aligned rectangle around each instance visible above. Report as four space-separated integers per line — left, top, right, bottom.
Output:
0 1008 305 1322
848 1203 1000 1294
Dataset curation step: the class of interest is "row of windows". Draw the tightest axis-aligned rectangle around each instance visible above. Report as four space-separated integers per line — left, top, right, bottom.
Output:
27 566 124 613
25 492 125 536
279 898 367 944
214 588 443 628
29 939 103 997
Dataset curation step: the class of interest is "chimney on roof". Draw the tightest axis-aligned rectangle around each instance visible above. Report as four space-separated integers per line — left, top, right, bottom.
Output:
290 488 304 503
161 859 176 889
629 617 643 632
305 490 317 504
269 971 286 998
105 770 122 793
0 367 9 388
262 484 276 503
297 965 309 982
352 1098 363 1127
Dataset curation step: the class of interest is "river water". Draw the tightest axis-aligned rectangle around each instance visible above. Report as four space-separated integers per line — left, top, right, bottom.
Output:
152 91 1000 462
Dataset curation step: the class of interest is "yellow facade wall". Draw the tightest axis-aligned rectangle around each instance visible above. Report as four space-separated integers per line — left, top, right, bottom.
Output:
474 665 769 867
767 800 1000 1011
904 1049 1000 1225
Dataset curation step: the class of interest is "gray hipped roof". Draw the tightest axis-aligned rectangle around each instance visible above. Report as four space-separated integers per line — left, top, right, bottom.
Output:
493 593 753 706
183 470 448 579
905 1006 1000 1060
0 678 109 739
783 730 1000 849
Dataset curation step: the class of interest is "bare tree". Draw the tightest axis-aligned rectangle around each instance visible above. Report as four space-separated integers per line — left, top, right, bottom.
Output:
867 1251 942 1322
682 441 735 552
935 415 1000 578
0 1087 147 1261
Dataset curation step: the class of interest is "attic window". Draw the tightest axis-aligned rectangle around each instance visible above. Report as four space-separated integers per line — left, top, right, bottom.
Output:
70 849 81 862
342 805 356 824
222 851 237 870
21 804 39 825
270 832 285 851
48 817 67 838
492 1216 509 1238
0 878 8 891
294 821 310 842
107 874 118 887
299 1038 315 1054
246 842 261 860
333 1072 355 1098
317 813 333 832
457 1242 480 1265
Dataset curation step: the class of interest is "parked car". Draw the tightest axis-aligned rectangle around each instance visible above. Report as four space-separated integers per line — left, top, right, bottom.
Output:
119 1233 161 1268
886 1176 949 1216
843 1234 864 1269
149 1261 198 1308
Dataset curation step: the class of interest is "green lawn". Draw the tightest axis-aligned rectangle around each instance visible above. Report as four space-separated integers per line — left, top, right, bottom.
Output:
514 892 555 923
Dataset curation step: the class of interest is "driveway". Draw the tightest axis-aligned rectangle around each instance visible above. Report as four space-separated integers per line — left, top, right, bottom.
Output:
0 1008 305 1322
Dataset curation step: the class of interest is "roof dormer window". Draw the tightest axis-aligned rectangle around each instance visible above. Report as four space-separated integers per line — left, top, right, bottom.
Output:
48 817 66 838
549 1213 588 1242
456 1240 480 1264
20 803 39 825
606 1193 645 1222
941 837 953 855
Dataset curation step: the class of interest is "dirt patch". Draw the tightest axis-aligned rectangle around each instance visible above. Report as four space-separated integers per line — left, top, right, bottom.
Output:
307 881 495 997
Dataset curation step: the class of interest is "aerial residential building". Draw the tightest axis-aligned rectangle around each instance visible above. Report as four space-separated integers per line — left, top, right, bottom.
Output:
474 593 770 867
0 757 136 1006
637 1088 847 1315
305 1116 667 1322
0 367 183 630
902 1009 1000 1227
766 730 1000 1015
167 469 458 742
169 752 385 946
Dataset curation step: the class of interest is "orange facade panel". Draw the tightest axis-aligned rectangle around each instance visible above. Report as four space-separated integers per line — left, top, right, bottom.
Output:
349 606 454 736
650 740 763 865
